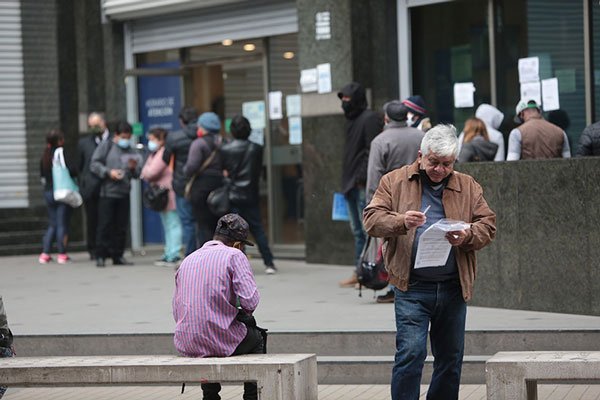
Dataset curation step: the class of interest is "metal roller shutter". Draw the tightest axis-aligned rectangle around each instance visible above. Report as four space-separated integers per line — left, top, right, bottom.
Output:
128 0 297 54
0 0 28 208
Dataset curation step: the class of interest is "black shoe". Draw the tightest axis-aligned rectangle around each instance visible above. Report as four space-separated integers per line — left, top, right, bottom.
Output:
376 290 395 304
96 258 105 267
112 257 133 266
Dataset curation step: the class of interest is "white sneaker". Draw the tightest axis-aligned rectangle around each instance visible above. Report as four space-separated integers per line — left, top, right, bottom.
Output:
265 265 277 275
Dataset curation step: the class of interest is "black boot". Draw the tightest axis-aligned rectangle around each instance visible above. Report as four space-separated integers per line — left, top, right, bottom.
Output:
113 256 133 265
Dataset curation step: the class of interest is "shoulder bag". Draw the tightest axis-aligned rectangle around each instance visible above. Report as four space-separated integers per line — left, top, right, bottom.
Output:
184 139 220 200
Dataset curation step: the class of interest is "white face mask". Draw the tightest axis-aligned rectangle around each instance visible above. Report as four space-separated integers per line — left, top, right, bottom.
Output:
406 112 415 126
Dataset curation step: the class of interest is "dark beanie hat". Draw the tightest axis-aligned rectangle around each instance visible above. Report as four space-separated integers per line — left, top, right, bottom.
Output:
383 100 408 122
197 112 221 133
402 95 427 116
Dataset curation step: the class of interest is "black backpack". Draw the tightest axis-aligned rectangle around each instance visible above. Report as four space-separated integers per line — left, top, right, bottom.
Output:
357 236 389 296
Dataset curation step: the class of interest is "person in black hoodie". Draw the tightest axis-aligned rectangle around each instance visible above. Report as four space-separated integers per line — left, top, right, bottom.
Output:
163 106 199 256
337 82 383 287
220 115 276 274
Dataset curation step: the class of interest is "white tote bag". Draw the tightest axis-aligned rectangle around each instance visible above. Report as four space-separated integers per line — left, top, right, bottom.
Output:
52 147 83 208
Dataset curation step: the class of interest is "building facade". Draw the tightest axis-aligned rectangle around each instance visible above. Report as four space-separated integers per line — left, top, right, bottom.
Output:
2 0 599 263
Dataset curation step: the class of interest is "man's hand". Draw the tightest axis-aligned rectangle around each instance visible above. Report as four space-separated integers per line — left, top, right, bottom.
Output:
404 210 427 229
446 229 468 246
127 158 138 171
109 169 124 181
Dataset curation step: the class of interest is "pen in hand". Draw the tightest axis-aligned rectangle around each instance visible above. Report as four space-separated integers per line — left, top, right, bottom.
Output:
422 205 431 215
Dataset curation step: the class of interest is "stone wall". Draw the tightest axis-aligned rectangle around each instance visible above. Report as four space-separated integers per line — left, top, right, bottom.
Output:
457 158 600 316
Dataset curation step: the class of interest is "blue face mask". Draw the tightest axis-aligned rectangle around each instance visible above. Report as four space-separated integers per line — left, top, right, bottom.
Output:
147 140 159 152
117 138 131 149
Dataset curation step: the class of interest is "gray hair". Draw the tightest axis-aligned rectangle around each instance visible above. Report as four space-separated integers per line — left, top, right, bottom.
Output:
88 111 105 122
420 124 459 158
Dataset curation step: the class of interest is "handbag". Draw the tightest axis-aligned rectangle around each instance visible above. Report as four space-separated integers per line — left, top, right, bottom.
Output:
356 236 389 295
142 184 169 211
207 178 231 217
52 147 83 208
184 139 220 200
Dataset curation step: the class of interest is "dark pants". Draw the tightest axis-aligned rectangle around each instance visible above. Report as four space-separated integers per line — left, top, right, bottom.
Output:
392 281 466 400
190 175 222 248
96 196 130 260
42 190 70 254
83 194 100 257
201 325 265 400
0 346 13 399
344 187 366 266
231 203 274 267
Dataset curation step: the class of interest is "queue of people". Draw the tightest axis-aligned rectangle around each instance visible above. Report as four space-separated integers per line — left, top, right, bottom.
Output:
37 108 277 274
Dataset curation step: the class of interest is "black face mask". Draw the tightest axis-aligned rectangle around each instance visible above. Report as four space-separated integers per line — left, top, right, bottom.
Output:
341 100 353 115
89 126 103 136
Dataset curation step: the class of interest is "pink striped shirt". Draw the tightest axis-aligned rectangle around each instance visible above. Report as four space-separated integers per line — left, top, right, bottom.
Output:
173 240 259 357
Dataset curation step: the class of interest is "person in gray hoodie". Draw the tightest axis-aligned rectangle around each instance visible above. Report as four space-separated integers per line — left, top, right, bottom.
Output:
90 121 142 267
458 103 505 161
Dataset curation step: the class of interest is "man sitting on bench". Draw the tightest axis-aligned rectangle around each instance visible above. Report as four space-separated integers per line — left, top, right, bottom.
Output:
173 213 264 400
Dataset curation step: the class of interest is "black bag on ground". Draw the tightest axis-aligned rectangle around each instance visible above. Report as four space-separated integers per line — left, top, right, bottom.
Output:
357 236 389 296
142 184 169 212
207 178 231 217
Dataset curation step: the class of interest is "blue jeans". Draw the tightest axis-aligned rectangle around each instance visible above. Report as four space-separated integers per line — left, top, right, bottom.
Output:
231 203 274 267
175 195 197 256
42 190 69 254
344 187 366 265
159 210 182 261
392 281 466 400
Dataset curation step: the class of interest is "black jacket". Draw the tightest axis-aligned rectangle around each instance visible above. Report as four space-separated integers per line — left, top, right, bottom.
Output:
40 147 77 192
220 139 263 205
340 83 383 194
163 122 197 196
458 136 499 163
78 135 103 199
577 122 600 156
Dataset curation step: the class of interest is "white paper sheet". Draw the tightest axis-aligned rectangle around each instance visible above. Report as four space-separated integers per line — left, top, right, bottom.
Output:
414 219 471 269
288 116 302 145
248 128 264 146
453 82 475 108
286 94 302 117
268 91 283 120
518 57 540 83
242 101 266 130
300 68 318 93
541 78 560 112
520 81 542 106
317 63 332 94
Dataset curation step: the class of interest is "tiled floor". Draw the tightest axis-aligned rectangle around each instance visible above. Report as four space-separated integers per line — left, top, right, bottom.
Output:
3 384 600 400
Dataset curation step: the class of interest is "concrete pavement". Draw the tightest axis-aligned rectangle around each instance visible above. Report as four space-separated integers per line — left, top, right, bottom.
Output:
1 250 599 336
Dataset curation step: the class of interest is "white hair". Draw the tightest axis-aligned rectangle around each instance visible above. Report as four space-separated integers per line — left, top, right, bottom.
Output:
88 111 105 122
420 124 459 158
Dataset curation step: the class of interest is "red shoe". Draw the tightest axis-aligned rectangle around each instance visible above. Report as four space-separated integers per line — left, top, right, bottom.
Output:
38 253 52 264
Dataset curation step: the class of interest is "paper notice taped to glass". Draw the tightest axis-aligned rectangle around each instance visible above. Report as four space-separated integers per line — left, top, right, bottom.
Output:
414 219 470 269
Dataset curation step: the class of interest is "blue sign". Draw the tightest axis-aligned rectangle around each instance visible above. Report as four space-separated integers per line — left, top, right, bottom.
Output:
331 192 350 221
138 61 182 244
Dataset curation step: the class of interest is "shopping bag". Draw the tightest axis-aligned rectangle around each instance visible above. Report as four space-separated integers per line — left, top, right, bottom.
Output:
52 147 83 208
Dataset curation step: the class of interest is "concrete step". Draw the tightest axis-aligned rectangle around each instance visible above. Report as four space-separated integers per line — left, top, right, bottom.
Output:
0 240 87 256
0 230 47 246
317 355 488 384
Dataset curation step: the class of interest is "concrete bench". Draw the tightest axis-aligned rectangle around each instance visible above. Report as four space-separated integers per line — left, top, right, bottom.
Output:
0 354 318 400
486 351 600 399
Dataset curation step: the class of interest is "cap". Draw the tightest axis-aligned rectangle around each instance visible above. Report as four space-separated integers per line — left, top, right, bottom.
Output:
197 112 221 133
514 99 540 123
215 213 254 246
402 95 427 116
383 100 408 122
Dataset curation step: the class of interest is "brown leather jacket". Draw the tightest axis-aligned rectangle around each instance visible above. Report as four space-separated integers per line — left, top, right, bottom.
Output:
363 161 496 301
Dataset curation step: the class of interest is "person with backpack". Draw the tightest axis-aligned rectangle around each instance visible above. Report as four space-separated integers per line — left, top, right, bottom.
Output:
141 128 182 268
90 121 142 267
39 129 77 264
183 112 223 248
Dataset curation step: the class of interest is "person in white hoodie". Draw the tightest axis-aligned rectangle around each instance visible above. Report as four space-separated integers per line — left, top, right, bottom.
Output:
458 104 505 161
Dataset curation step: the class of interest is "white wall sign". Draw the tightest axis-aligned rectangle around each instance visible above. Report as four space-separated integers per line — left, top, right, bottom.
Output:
520 81 542 106
288 116 302 145
317 63 332 94
248 128 264 146
268 91 283 120
518 57 540 83
286 94 302 117
541 78 560 112
242 100 266 130
315 11 331 40
453 82 475 108
300 68 318 93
